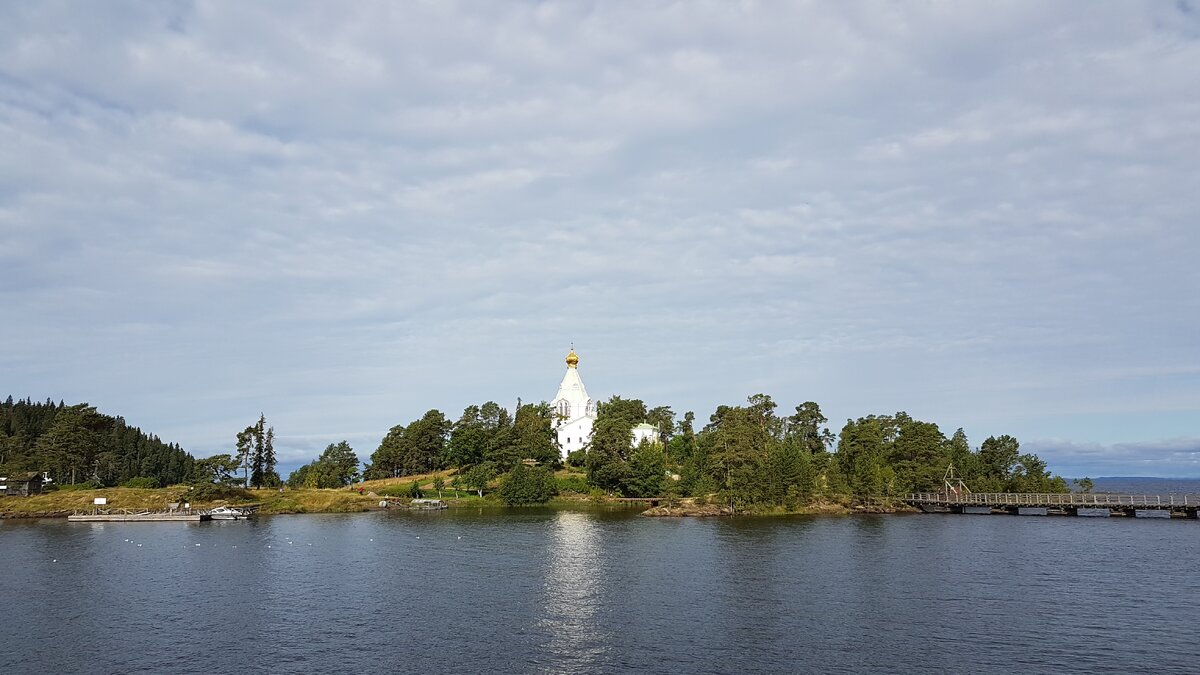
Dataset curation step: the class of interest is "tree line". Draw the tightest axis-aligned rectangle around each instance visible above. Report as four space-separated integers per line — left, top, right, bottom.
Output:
361 393 1067 510
2 393 1066 511
0 396 194 487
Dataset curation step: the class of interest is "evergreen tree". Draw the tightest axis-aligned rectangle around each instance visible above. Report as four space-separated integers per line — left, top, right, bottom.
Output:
235 428 253 488
625 441 666 497
585 395 647 493
364 410 449 479
287 441 359 488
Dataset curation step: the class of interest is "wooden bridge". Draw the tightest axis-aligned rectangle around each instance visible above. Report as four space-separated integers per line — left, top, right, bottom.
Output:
904 492 1200 518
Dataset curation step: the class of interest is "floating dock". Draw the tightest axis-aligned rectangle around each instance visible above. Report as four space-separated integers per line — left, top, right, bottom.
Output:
68 511 210 522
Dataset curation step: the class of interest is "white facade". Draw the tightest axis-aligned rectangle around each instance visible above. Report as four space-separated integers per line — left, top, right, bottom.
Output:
552 349 597 458
631 423 660 447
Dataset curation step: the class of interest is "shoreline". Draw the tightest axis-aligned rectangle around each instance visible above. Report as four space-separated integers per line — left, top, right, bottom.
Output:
0 486 916 520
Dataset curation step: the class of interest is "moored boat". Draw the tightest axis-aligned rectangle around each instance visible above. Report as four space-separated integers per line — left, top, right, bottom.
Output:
209 506 254 520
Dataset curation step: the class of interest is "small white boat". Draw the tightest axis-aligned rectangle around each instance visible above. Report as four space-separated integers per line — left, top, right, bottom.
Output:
209 506 254 520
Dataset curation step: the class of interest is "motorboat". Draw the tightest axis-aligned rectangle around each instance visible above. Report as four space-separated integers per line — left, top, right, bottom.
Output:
209 505 254 520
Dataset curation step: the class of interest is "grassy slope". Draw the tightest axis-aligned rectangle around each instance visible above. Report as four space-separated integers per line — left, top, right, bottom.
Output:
0 486 382 517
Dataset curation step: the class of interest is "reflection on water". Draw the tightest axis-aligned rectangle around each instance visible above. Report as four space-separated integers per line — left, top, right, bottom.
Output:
2 510 1199 673
541 511 606 672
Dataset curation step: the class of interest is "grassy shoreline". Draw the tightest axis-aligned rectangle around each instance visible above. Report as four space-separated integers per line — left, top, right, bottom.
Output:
0 486 910 519
0 470 914 519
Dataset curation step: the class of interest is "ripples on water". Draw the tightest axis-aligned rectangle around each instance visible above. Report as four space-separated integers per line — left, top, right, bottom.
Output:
2 509 1197 673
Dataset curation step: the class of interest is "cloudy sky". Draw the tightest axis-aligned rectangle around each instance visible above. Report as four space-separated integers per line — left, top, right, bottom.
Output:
2 1 1198 477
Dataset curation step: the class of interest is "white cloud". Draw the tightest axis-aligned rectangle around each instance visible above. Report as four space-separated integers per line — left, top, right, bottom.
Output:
1 1 1197 474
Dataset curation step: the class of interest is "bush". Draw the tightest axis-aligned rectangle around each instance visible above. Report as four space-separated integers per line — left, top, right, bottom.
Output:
566 449 587 468
556 474 589 494
377 484 411 497
499 464 558 506
408 481 423 499
123 477 160 489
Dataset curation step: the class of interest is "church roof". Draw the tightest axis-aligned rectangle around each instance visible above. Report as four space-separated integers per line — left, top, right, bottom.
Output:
553 348 592 410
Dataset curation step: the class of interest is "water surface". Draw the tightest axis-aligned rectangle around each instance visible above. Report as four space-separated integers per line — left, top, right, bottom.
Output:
2 508 1197 673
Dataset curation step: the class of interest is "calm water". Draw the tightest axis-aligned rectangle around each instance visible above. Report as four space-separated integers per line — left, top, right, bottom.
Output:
2 508 1198 674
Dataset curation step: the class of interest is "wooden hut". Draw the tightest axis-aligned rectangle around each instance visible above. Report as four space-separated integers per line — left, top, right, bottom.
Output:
1 472 45 496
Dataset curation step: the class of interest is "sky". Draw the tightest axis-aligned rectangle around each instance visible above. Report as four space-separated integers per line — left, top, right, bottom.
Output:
2 1 1198 478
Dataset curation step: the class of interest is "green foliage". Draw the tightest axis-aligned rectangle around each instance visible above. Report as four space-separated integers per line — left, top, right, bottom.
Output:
1075 477 1094 493
645 406 675 446
365 409 451 479
187 482 250 502
625 441 665 497
408 480 423 498
462 463 497 497
375 484 411 497
566 449 587 468
374 401 561 480
240 415 279 489
555 473 589 494
498 464 558 506
0 397 194 487
193 454 242 487
787 402 835 454
122 476 160 489
586 395 648 492
287 441 360 489
445 402 511 468
978 435 1021 486
509 403 561 468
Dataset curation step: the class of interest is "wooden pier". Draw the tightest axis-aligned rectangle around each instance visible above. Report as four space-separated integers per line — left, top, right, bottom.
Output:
68 509 210 522
904 492 1200 518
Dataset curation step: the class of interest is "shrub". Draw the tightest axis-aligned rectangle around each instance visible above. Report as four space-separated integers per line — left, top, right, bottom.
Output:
566 449 587 468
377 484 411 497
123 477 160 489
556 474 589 494
187 483 251 502
499 464 558 506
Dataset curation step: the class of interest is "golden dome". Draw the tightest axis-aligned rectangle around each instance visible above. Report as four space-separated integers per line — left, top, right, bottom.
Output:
565 349 579 368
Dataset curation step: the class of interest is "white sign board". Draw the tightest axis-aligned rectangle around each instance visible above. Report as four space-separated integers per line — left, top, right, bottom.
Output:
94 497 107 505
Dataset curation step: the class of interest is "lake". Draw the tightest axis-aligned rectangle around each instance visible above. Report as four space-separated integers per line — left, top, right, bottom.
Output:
2 507 1198 673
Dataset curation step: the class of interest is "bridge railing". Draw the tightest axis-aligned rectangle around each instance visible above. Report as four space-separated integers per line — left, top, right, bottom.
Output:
904 492 1198 507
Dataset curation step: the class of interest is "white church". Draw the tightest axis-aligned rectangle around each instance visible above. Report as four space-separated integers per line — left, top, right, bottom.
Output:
550 348 658 459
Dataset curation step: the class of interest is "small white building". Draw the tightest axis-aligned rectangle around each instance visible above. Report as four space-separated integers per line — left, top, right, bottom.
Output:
551 349 597 459
631 423 660 447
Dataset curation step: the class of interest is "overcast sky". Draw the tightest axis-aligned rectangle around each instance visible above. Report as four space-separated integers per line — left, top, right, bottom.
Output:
2 1 1198 477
